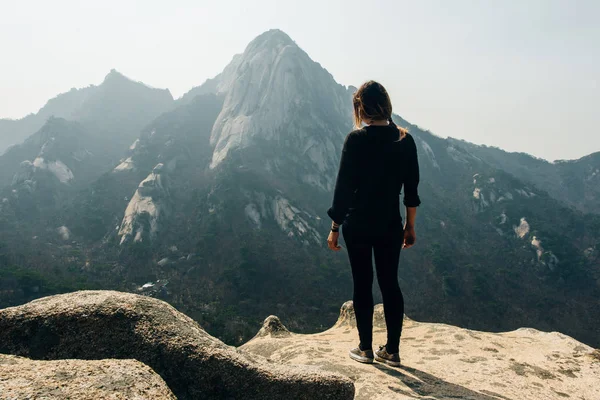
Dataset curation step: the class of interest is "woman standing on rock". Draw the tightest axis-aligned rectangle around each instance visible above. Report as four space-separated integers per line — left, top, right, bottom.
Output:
327 81 421 367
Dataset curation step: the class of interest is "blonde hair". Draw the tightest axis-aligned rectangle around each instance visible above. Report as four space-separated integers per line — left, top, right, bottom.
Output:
353 80 407 138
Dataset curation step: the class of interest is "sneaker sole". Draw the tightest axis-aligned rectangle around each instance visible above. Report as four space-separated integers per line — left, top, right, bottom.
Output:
349 351 374 364
375 355 401 367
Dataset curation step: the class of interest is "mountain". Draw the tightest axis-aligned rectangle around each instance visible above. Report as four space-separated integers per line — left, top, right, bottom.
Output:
0 86 93 155
0 116 117 188
0 70 175 211
181 29 353 186
0 29 599 350
449 139 600 214
0 117 117 223
0 69 174 157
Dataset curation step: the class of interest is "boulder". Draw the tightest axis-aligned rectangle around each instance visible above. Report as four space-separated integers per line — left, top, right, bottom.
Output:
0 291 354 400
0 354 176 399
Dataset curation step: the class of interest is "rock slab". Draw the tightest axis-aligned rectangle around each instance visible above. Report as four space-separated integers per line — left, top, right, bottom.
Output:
0 354 176 399
242 301 600 400
0 291 354 400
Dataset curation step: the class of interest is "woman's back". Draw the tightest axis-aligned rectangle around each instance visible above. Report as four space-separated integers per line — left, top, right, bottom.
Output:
329 125 419 232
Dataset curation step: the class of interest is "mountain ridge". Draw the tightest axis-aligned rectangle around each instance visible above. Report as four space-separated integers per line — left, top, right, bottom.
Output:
0 69 173 155
449 137 600 214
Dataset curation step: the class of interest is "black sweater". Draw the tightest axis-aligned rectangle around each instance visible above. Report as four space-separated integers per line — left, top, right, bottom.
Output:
327 125 421 229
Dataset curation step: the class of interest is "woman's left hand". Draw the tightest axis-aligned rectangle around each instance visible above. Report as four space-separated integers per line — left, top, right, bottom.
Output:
327 231 342 251
403 226 416 249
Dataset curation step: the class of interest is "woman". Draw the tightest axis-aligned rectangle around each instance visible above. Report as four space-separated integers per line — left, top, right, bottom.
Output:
327 80 421 367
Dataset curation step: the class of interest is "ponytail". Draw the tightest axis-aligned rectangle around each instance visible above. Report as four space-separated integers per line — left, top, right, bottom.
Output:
389 117 408 141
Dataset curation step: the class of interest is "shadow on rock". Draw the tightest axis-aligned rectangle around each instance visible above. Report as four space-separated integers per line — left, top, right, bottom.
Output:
373 364 512 400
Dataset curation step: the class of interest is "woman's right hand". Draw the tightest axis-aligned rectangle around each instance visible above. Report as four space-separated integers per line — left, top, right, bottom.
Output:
403 226 416 248
328 231 342 251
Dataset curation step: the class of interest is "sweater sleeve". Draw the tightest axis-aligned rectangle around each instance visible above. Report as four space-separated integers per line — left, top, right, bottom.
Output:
327 133 358 224
403 134 421 207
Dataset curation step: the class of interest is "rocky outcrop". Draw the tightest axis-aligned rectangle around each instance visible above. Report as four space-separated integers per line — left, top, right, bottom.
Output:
242 192 322 244
1 292 599 399
0 291 354 400
118 163 169 245
253 315 291 338
0 354 176 399
243 301 600 400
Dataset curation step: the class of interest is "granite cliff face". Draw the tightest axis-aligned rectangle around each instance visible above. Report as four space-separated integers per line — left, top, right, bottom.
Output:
1 292 598 400
118 163 169 244
202 29 353 191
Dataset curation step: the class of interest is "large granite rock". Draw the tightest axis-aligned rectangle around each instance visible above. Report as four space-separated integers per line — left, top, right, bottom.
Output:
242 301 600 400
0 291 354 400
0 354 176 399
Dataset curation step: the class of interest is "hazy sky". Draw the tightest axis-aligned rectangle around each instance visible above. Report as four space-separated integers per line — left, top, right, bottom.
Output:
1 0 598 161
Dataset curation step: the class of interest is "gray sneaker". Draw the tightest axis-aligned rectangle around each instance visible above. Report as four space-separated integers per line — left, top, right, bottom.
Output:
349 347 374 364
375 345 401 367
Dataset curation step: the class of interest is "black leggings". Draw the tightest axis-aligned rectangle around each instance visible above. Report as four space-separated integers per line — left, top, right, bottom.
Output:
342 222 404 354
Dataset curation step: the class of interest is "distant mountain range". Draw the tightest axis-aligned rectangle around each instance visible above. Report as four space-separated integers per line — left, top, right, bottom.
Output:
448 138 600 214
0 29 598 347
0 69 173 165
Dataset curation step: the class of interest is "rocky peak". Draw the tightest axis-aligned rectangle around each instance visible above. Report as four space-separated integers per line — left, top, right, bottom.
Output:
244 28 296 54
207 30 352 191
97 69 172 101
102 68 130 84
254 315 291 338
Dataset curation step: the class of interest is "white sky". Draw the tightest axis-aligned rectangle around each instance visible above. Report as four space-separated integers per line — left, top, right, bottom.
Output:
1 0 598 161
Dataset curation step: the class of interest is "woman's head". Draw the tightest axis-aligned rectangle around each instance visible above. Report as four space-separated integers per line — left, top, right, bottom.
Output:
352 80 393 128
352 80 407 138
